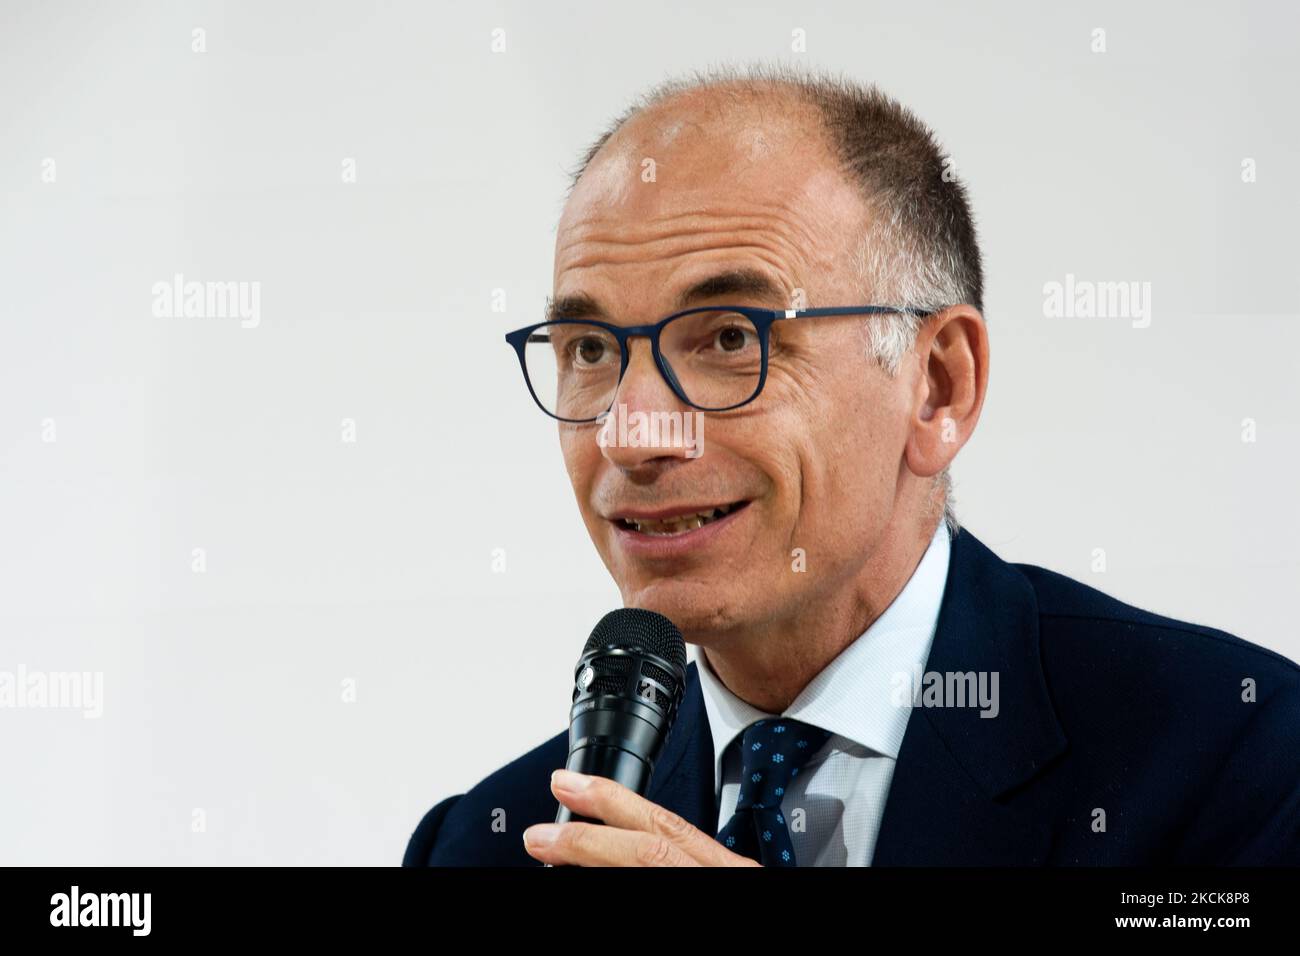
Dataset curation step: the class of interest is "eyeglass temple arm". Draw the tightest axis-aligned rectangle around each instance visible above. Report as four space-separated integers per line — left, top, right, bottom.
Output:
782 306 934 319
509 307 936 342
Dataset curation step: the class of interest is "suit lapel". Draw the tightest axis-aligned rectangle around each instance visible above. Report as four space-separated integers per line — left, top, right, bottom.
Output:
872 527 1067 864
645 661 718 834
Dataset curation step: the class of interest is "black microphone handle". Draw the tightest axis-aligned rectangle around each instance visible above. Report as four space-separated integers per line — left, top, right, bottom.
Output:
544 741 655 865
554 740 653 824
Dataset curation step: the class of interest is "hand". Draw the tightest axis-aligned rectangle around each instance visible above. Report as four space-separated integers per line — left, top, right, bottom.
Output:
522 769 763 867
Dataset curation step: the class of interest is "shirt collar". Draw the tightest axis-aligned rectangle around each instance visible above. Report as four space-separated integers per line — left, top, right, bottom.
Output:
695 518 952 795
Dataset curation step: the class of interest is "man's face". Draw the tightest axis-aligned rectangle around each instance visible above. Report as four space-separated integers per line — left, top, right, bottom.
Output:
552 96 920 640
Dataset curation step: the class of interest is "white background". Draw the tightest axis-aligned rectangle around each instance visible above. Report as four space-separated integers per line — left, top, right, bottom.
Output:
1 0 1297 864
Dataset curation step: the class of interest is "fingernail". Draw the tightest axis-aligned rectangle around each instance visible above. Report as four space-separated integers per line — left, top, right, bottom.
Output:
552 769 592 792
524 823 560 847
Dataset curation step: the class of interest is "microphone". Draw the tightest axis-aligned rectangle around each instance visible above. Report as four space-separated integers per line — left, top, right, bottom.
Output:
546 609 687 861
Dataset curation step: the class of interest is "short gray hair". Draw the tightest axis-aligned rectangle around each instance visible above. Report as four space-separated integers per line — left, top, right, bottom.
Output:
565 61 984 539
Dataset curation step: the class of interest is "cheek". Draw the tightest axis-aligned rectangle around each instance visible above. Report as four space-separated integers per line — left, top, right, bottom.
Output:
559 432 597 498
792 394 902 529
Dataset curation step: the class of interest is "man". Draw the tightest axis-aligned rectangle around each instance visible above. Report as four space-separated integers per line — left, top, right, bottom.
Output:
405 64 1300 866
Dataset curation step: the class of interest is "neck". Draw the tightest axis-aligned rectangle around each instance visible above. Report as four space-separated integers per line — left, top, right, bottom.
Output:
700 508 940 714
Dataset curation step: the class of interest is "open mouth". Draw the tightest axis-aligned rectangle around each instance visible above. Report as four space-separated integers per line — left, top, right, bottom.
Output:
614 500 751 537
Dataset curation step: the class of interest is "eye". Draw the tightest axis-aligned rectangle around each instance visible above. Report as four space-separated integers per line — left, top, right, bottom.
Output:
713 325 756 352
572 336 610 366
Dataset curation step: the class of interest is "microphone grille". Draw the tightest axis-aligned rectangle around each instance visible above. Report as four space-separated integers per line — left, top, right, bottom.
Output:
584 608 686 670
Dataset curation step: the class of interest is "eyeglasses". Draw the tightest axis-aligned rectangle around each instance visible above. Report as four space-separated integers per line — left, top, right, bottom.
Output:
504 305 936 422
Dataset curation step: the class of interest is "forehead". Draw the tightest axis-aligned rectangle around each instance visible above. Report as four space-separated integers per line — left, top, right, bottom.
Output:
554 92 868 295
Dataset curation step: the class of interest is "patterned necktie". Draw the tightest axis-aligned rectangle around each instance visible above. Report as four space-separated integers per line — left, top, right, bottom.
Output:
715 718 833 866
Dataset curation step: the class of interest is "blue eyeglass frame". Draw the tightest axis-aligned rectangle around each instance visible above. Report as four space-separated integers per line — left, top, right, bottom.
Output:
504 304 937 423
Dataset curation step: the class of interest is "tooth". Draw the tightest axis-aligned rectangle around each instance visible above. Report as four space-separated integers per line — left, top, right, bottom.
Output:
625 509 737 535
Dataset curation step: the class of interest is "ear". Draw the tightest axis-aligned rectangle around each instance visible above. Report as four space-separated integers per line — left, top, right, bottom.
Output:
904 305 989 478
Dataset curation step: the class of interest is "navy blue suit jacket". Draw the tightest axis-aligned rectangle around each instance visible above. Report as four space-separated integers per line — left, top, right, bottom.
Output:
404 527 1300 865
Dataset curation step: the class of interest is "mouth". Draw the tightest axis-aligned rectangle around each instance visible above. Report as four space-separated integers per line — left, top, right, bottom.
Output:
611 500 752 537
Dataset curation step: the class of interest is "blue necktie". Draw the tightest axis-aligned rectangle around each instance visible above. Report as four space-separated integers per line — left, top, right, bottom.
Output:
715 718 833 866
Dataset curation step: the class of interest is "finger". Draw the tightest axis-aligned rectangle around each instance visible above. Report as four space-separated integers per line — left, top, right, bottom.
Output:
523 820 702 867
549 770 760 867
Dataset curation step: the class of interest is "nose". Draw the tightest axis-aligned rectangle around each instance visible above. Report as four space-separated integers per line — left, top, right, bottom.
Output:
597 337 698 470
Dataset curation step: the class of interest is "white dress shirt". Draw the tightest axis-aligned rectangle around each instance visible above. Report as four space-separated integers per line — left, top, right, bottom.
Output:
695 518 952 866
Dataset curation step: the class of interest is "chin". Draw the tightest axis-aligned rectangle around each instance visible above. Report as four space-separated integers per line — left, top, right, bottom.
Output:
618 578 753 638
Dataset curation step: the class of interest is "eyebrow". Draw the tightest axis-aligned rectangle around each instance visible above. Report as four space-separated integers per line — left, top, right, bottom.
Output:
544 268 789 324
